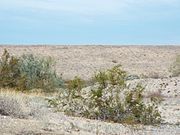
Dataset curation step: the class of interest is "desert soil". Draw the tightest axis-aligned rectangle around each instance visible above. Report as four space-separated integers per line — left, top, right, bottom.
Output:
0 45 179 80
0 45 180 135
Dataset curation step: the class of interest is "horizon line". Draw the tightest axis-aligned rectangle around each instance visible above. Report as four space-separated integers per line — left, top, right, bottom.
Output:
0 44 180 47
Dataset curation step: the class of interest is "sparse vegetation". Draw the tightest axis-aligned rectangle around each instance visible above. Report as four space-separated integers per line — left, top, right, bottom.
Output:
66 76 85 100
19 54 63 92
48 65 162 125
0 46 179 134
0 90 30 118
0 49 23 89
0 49 162 125
0 49 63 92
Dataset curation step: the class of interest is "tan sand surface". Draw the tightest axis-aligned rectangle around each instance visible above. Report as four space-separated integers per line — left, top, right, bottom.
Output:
0 45 179 79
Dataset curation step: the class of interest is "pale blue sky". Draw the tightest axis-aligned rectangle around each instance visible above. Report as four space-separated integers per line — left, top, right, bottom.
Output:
0 0 180 45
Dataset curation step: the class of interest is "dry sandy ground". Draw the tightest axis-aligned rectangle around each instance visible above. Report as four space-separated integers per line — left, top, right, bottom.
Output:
0 45 179 79
0 45 180 135
0 77 180 135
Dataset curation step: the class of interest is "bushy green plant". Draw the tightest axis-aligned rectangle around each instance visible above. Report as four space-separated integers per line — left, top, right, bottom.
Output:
93 65 126 88
48 66 162 125
19 54 63 92
123 85 161 124
66 76 85 99
170 55 180 77
48 76 85 116
93 71 108 89
0 49 25 89
0 49 63 92
84 65 127 121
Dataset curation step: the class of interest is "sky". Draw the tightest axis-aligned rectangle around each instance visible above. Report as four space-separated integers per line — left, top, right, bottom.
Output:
0 0 180 45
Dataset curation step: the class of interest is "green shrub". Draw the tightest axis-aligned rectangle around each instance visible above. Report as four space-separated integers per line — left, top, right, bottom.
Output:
93 71 108 89
123 85 161 124
48 66 162 125
93 65 126 88
0 49 63 92
19 54 63 92
170 55 180 77
0 49 24 89
65 76 85 99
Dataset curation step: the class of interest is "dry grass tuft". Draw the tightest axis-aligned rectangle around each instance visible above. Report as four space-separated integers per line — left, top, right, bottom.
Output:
0 89 31 118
